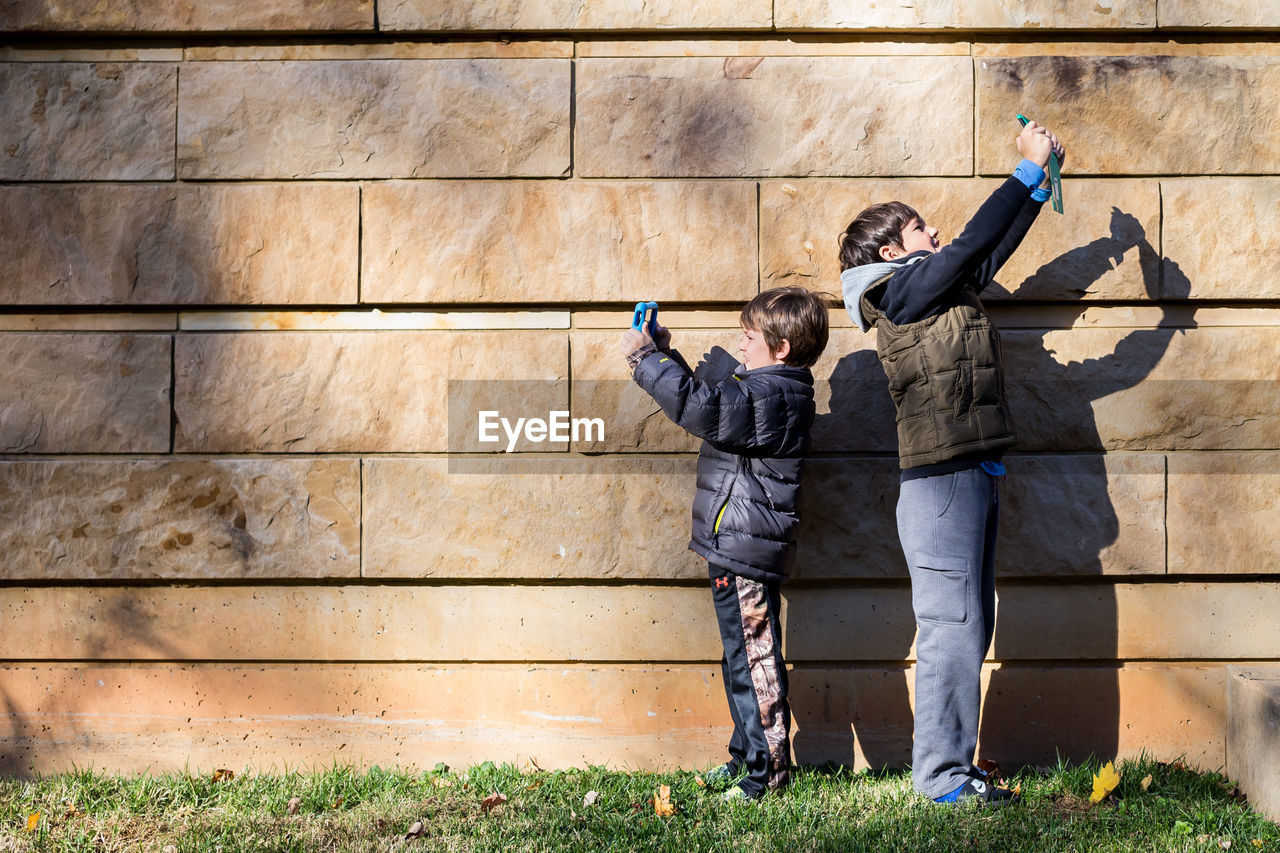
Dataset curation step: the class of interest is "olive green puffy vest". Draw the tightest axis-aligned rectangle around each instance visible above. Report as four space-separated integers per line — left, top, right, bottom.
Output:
861 279 1017 469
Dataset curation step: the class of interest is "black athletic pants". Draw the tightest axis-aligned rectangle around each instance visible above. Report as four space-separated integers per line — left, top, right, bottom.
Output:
709 563 791 795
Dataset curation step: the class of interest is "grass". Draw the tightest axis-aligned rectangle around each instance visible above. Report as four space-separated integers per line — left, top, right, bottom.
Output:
0 757 1277 852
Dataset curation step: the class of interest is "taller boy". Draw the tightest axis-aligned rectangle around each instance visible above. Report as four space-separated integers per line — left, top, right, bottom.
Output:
837 121 1065 805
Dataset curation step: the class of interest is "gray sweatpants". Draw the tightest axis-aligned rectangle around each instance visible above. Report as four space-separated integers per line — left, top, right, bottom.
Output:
896 466 1000 799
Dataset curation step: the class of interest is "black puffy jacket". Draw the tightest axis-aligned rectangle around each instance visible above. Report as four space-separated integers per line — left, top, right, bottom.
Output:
632 350 816 583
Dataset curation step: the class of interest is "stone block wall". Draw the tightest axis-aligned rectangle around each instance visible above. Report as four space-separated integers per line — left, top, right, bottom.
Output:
1 2 1278 776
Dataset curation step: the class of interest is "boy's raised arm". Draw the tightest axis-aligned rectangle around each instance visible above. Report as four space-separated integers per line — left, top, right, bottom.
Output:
621 328 794 456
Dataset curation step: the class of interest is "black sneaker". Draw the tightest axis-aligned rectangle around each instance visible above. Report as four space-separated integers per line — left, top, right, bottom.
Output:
935 775 1020 807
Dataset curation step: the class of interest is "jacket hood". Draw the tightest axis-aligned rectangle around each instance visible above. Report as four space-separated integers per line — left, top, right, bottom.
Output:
840 256 925 332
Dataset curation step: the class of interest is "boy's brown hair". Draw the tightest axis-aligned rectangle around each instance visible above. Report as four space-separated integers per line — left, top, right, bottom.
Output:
739 286 830 369
837 201 920 270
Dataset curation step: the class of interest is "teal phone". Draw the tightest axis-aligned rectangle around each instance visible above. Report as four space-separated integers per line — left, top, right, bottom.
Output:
1017 114 1063 214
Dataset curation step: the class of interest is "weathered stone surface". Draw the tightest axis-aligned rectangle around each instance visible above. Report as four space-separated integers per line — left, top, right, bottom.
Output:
761 179 1161 301
178 60 570 179
0 663 1226 775
1162 179 1280 299
577 40 971 57
1227 668 1280 824
793 582 1280 661
1004 327 1280 451
183 42 572 61
174 332 567 452
978 56 1280 175
0 314 176 331
0 334 169 453
0 63 175 180
1168 453 1280 575
179 310 569 331
380 0 771 30
577 57 972 177
775 0 1154 30
1160 1 1280 28
0 460 358 580
362 181 757 304
0 184 358 305
3 586 721 660
796 454 1165 579
363 457 705 579
0 0 372 31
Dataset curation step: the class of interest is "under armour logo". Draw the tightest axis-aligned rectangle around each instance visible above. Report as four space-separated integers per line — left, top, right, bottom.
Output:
714 576 730 589
972 780 987 794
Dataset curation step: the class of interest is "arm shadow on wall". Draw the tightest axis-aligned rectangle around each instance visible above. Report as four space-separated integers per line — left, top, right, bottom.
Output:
788 206 1192 772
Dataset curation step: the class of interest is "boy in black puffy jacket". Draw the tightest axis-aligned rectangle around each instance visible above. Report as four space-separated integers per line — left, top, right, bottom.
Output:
620 286 829 800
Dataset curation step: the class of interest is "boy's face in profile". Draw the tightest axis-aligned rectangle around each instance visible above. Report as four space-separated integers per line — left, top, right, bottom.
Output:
881 216 941 261
738 325 788 371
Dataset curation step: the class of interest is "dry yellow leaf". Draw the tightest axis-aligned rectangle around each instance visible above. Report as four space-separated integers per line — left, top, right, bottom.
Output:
211 768 235 783
25 813 39 832
1090 761 1121 803
693 776 707 788
1141 774 1153 791
654 784 677 817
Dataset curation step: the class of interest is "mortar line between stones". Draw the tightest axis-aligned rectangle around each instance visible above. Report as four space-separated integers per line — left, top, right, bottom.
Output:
359 458 366 579
756 181 762 294
568 54 577 178
168 334 177 453
172 63 180 183
357 184 364 304
1164 453 1170 577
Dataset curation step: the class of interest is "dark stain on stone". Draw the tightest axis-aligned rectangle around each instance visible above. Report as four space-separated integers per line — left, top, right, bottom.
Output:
71 523 90 539
109 504 123 513
177 533 193 546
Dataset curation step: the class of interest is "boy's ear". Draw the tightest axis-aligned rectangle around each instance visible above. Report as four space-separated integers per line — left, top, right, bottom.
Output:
772 339 792 363
878 244 901 262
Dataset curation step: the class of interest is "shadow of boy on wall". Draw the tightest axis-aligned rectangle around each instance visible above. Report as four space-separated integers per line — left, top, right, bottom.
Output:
789 207 1191 773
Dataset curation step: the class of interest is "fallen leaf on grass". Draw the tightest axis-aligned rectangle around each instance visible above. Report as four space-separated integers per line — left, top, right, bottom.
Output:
163 846 178 853
432 778 454 789
332 797 345 809
976 758 1005 784
583 791 600 807
525 778 546 792
211 768 235 783
1252 840 1264 848
287 797 301 815
654 785 677 817
1090 762 1121 803
1220 840 1232 850
480 793 507 814
1141 774 1153 792
693 776 707 788
404 820 424 839
25 813 39 832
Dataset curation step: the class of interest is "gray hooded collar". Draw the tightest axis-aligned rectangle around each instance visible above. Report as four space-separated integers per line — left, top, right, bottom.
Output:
840 255 925 332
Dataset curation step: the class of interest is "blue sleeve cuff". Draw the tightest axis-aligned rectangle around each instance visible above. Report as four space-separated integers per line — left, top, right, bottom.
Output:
1030 187 1051 202
1012 158 1046 191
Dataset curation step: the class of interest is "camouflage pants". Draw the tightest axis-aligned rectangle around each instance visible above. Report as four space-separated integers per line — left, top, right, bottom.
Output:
709 566 791 795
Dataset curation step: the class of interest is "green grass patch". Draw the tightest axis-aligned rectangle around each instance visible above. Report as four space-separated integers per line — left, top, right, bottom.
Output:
0 757 1276 852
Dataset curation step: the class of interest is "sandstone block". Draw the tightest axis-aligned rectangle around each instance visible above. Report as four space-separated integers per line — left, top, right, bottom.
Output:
796 454 1165 579
761 179 1161 301
379 0 771 30
0 586 720 661
0 0 372 31
1159 1 1280 28
363 457 705 579
1168 453 1280 574
992 583 1280 660
977 56 1280 175
1162 179 1280 299
0 460 358 580
178 60 570 179
1227 668 1280 824
995 454 1165 576
362 181 757 304
1003 326 1280 451
775 0 1154 29
174 332 567 452
0 334 169 453
577 57 972 177
0 184 358 305
0 63 175 180
0 663 1225 775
